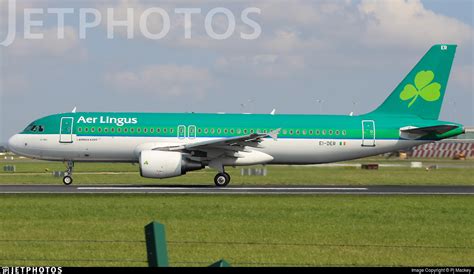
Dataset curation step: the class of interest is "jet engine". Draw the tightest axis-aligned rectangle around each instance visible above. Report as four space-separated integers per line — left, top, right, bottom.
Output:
139 150 204 179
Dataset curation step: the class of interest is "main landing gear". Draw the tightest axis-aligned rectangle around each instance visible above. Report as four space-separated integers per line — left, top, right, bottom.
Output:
214 172 231 187
63 161 74 185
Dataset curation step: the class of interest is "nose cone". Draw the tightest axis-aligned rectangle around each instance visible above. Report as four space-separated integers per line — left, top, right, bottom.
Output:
7 134 22 154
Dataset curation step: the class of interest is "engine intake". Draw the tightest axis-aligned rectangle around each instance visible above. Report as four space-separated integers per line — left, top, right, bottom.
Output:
139 150 204 179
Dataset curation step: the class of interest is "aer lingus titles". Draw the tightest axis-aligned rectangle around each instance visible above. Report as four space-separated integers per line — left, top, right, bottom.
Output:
77 116 138 127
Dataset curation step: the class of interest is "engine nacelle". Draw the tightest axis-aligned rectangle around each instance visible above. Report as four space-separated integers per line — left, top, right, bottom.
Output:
139 150 204 179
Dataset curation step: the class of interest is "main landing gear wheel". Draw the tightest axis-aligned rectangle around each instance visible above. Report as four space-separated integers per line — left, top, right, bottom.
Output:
214 172 231 187
63 176 73 185
63 161 74 186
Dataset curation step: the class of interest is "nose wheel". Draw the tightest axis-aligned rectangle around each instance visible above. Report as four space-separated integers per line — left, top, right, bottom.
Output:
214 172 231 187
63 176 73 185
63 161 74 186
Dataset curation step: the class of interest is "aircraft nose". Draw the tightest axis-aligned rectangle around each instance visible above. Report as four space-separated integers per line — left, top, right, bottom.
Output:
7 134 22 154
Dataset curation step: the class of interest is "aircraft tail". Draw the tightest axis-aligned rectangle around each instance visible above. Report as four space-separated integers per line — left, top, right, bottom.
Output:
370 44 456 120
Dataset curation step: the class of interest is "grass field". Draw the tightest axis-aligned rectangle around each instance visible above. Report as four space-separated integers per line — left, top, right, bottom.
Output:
0 158 473 186
0 194 473 267
0 157 472 267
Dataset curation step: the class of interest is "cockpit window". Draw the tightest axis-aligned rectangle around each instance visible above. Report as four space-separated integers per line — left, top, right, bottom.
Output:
24 124 44 132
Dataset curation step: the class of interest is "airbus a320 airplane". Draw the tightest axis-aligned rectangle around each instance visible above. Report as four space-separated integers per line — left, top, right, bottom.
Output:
8 45 464 187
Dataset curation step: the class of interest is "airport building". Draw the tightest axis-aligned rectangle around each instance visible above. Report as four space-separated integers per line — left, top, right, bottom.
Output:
410 126 474 159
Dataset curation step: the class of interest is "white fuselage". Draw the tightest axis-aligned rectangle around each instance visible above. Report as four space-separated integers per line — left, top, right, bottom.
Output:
8 133 428 165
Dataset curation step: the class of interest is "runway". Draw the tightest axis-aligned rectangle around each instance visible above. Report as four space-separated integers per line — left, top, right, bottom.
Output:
0 184 473 195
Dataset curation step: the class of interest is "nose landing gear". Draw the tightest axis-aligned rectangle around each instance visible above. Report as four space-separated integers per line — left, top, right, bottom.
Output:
63 175 73 185
63 161 74 185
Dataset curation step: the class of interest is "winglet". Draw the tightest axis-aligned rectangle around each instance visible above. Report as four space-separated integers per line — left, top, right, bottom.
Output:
72 107 77 113
268 128 281 141
270 109 276 115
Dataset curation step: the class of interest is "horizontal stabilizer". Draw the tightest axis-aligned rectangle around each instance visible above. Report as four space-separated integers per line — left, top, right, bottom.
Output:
400 125 458 135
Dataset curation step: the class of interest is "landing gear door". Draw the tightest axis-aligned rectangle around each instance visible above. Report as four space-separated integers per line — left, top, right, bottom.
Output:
362 120 375 147
60 117 74 143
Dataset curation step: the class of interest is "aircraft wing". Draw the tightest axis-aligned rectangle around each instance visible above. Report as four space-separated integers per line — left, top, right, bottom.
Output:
157 128 281 152
400 125 459 136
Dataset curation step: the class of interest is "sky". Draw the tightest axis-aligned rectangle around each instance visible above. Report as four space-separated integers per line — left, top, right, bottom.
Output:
0 0 473 142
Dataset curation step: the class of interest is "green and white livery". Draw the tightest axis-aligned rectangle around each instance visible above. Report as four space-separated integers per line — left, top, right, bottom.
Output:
8 45 464 186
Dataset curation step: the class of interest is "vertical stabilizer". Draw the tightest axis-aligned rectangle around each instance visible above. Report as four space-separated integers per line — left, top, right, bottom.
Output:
370 44 456 120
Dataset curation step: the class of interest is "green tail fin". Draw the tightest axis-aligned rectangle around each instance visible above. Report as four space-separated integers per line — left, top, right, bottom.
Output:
370 44 456 120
